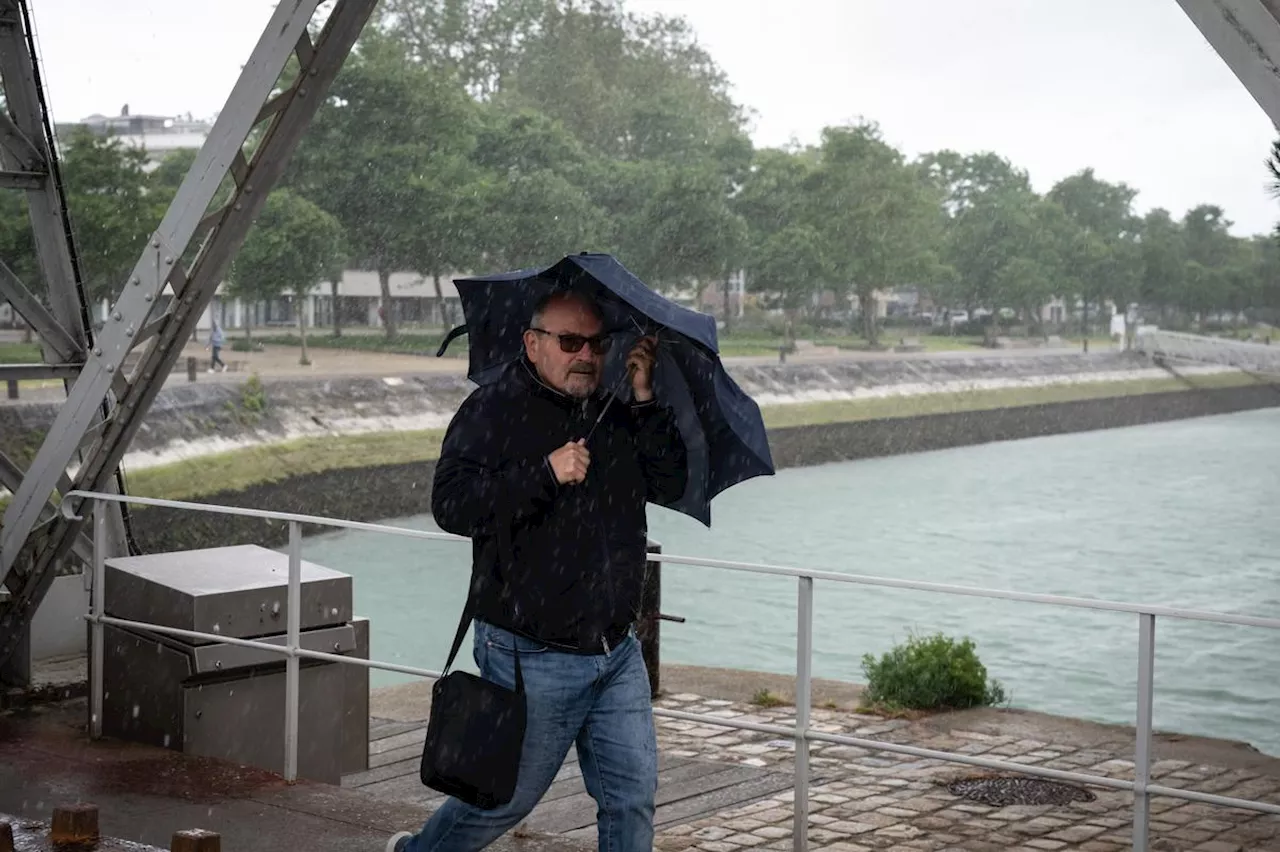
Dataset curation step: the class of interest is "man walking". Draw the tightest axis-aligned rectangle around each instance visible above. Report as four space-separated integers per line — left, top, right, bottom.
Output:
389 291 687 852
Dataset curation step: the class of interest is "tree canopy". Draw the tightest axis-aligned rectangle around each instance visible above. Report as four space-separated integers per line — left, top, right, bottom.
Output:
3 0 1277 344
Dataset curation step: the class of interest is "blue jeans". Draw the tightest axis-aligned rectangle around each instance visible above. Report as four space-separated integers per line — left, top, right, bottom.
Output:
404 620 658 852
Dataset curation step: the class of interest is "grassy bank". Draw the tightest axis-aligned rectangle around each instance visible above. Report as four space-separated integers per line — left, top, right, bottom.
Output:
0 341 41 363
112 369 1269 504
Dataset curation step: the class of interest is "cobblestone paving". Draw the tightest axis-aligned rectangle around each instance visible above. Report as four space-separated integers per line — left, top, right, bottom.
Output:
651 694 1280 851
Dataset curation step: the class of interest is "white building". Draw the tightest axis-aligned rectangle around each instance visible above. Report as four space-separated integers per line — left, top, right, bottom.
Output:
57 106 212 169
194 269 466 334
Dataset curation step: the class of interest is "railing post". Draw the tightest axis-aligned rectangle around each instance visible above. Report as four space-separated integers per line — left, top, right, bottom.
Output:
89 502 106 740
793 575 813 852
284 521 302 783
639 540 662 699
1134 613 1156 851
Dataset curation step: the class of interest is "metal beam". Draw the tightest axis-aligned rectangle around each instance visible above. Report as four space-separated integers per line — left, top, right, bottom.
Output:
0 169 43 188
0 363 79 381
0 1 87 349
1175 0 1280 128
0 451 94 573
0 0 379 671
0 259 79 361
0 109 43 169
0 0 326 575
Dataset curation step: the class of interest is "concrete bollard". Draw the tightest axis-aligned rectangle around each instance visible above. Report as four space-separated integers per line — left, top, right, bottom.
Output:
0 820 13 852
171 828 221 852
51 802 99 846
187 356 198 382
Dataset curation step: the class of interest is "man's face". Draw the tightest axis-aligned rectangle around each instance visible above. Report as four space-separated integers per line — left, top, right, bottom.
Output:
524 297 607 399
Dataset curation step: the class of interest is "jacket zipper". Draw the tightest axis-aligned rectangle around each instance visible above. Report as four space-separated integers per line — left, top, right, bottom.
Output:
578 398 617 657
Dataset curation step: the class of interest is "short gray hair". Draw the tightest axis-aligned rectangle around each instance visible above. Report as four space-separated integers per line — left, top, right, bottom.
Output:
530 291 603 329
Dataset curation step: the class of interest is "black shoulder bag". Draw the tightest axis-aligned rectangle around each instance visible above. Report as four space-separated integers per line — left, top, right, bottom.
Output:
419 543 527 809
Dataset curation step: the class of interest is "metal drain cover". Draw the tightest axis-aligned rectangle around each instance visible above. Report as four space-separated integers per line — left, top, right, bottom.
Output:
947 775 1097 807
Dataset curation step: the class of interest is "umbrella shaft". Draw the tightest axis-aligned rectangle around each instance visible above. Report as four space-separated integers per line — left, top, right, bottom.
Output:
583 366 634 445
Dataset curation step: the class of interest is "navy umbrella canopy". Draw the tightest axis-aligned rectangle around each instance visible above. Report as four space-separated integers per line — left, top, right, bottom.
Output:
438 252 774 525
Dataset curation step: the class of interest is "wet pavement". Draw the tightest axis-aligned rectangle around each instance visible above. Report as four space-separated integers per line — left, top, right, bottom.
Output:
0 700 590 852
4 689 1279 851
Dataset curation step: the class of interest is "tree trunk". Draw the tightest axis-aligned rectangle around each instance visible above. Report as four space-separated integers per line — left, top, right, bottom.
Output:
433 272 448 328
721 273 732 334
298 296 311 366
22 323 32 343
1081 299 1089 353
379 266 397 338
860 289 878 345
331 279 342 338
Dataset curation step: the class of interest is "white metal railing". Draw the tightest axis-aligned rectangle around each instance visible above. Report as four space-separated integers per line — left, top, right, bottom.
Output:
60 490 1280 852
1134 327 1280 375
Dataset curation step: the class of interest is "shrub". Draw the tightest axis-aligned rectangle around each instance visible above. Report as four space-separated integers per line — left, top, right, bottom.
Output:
749 688 788 708
860 632 1006 713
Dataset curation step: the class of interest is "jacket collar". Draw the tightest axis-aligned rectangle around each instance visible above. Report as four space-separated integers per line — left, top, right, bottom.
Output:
514 356 603 411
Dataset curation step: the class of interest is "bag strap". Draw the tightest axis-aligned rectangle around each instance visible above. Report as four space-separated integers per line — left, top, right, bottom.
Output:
441 526 524 693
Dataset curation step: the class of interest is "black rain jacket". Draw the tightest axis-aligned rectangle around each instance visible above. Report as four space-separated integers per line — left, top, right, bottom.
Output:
431 357 688 652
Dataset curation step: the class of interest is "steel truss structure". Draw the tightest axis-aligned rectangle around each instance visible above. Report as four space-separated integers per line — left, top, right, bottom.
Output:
0 0 1277 682
0 0 378 677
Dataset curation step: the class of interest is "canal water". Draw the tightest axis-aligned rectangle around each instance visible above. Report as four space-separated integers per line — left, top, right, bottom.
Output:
300 408 1280 756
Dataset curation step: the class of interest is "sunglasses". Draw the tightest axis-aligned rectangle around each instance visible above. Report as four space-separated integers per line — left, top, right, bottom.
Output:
529 327 613 355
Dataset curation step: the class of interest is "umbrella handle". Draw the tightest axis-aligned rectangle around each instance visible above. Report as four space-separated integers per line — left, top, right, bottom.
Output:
436 324 468 357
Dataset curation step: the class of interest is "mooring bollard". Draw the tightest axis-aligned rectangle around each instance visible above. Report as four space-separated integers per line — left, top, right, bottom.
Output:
171 828 221 852
5 380 16 400
0 820 14 852
187 356 198 382
639 540 662 698
51 802 99 846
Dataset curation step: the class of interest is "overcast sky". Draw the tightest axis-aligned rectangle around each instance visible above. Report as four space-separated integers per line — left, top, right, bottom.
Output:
28 0 1280 235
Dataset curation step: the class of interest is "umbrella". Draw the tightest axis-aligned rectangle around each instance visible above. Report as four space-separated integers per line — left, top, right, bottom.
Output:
436 252 774 526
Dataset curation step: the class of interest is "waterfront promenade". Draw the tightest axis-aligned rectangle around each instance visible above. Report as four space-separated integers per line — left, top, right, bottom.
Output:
3 679 1277 851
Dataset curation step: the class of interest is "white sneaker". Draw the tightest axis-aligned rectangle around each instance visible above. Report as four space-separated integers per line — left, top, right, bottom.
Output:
386 831 412 852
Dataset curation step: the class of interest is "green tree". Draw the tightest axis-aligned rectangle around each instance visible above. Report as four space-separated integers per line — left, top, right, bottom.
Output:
287 31 480 338
376 0 550 98
481 168 608 269
1181 205 1237 324
747 224 828 341
0 191 37 341
918 149 1032 215
228 189 345 363
1138 209 1186 322
1047 168 1144 339
381 0 751 166
60 127 153 308
806 123 943 344
919 150 1037 315
471 103 609 274
617 160 747 315
735 146 817 242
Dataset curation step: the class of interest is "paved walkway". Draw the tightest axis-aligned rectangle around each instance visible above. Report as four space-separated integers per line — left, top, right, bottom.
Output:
0 699 588 852
355 675 1280 851
3 336 1104 403
3 688 1278 851
646 693 1280 852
